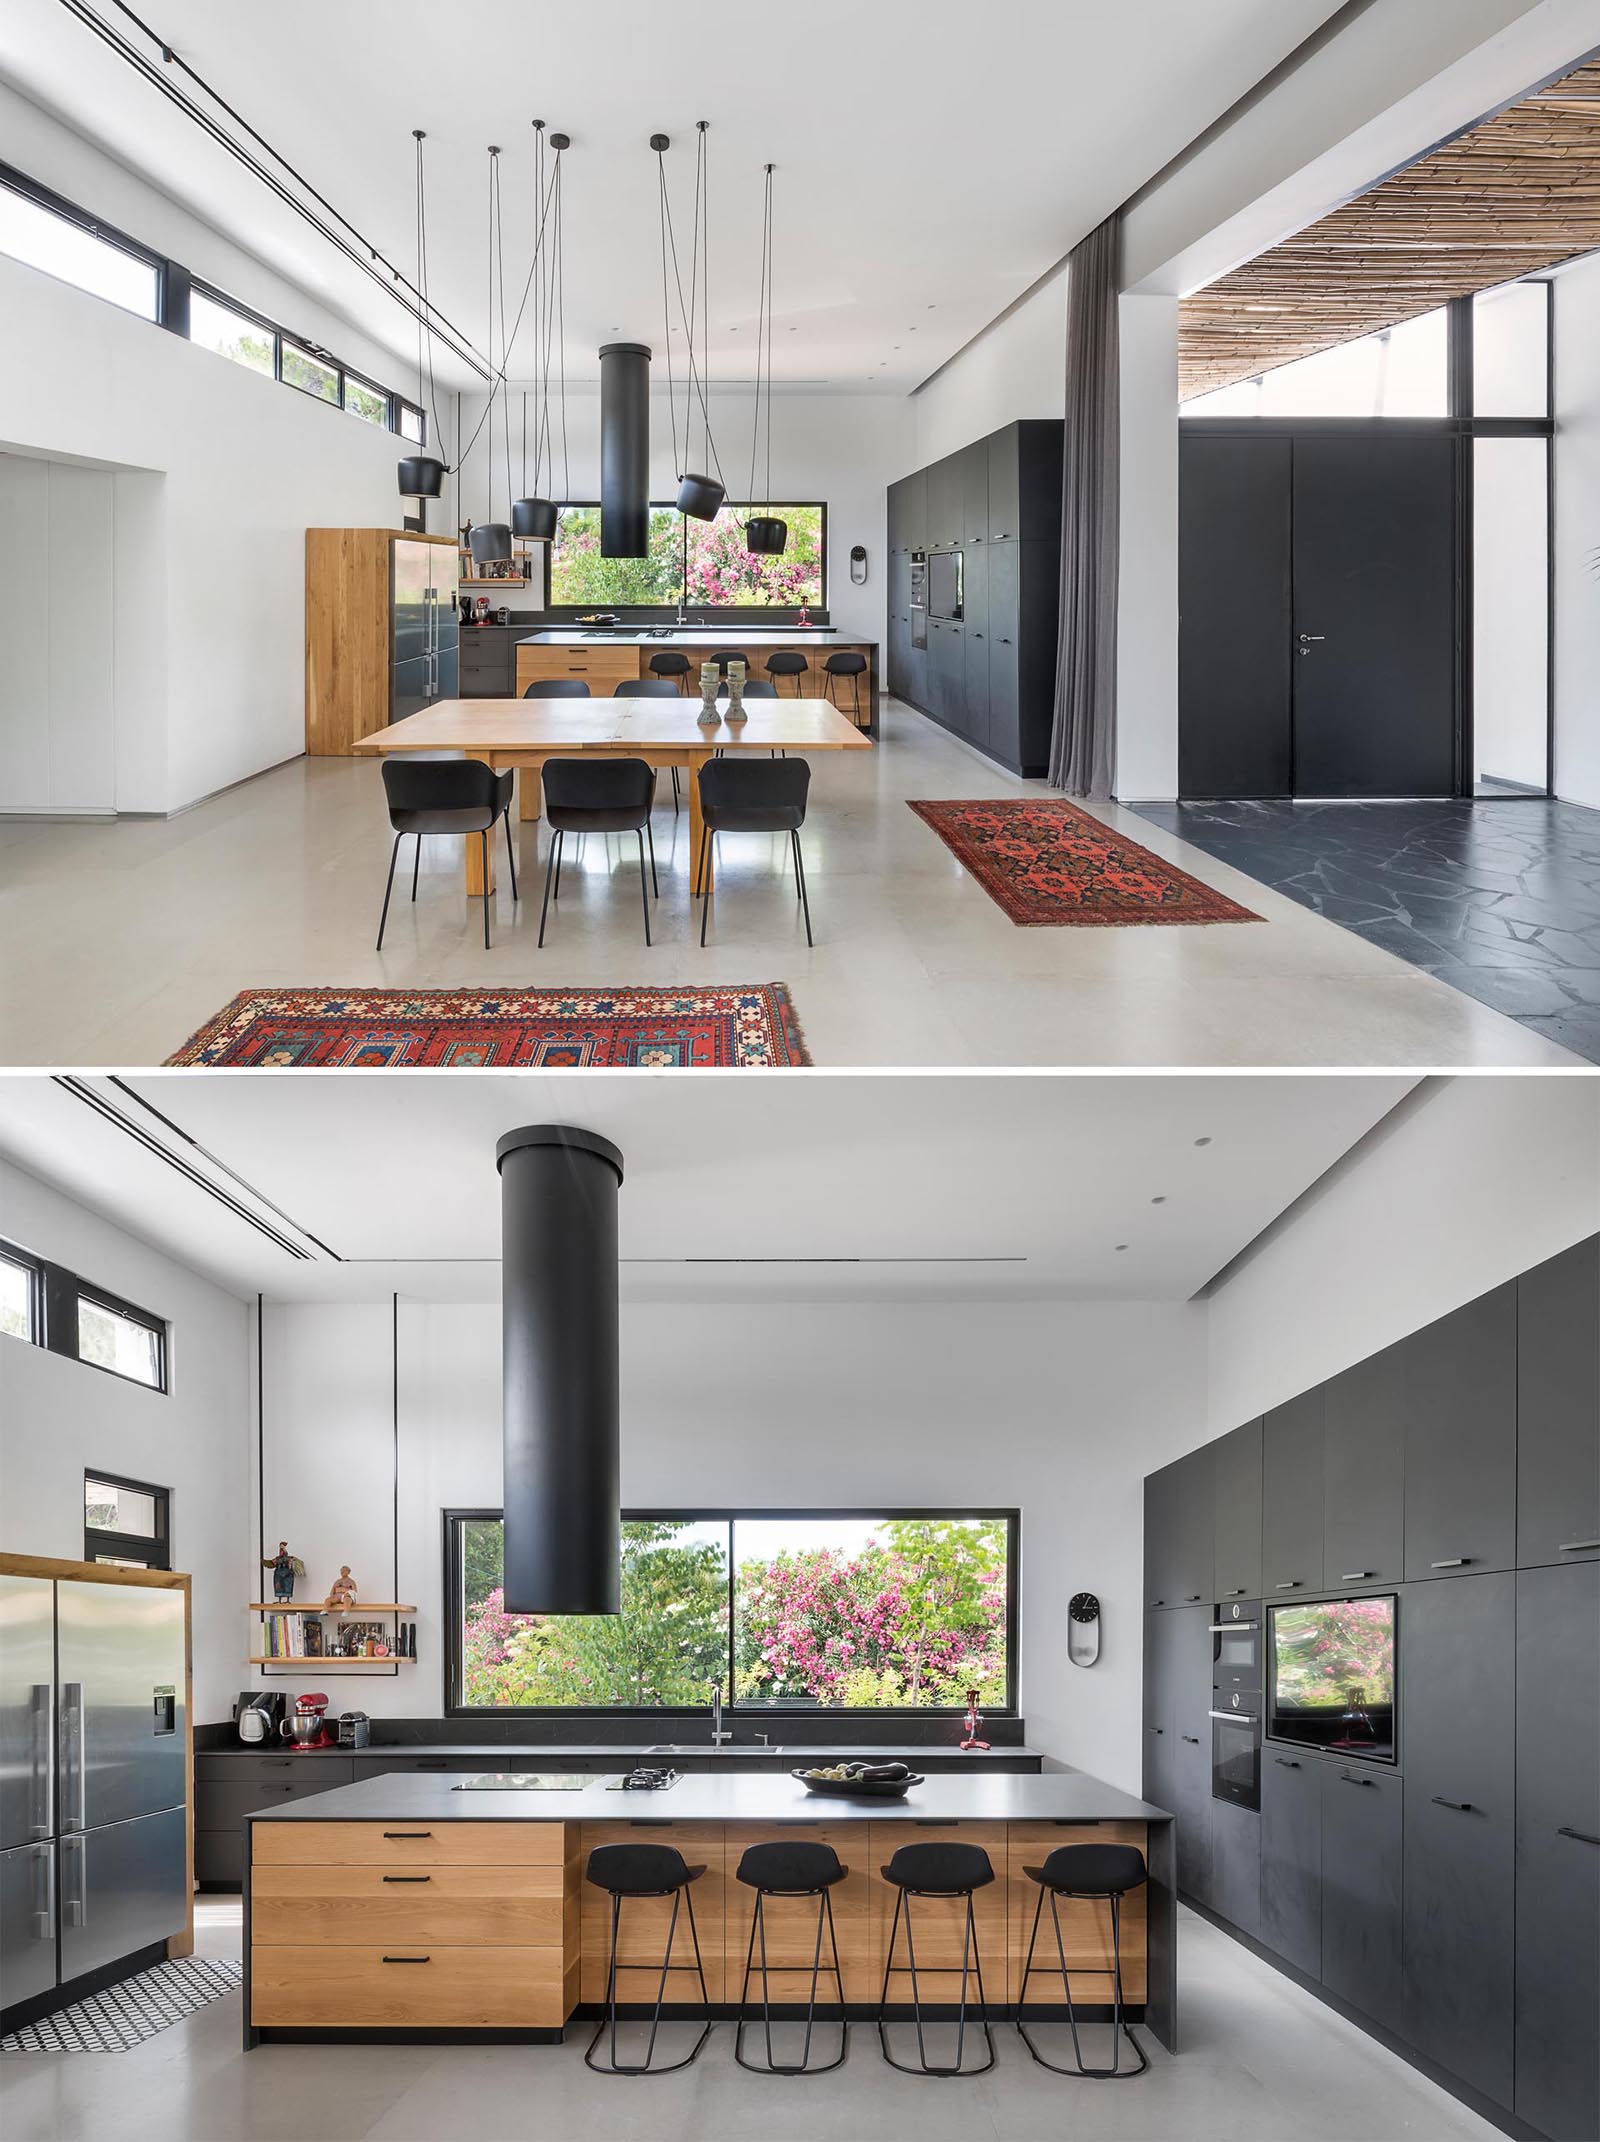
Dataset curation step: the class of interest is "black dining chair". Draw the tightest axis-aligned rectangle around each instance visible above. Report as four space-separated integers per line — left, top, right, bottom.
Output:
615 678 684 810
538 757 658 947
823 650 868 723
376 757 515 951
523 677 592 698
647 649 693 692
766 650 809 695
696 757 813 947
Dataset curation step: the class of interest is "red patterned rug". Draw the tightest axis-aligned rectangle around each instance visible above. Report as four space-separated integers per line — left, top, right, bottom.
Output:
907 799 1261 926
167 984 811 1067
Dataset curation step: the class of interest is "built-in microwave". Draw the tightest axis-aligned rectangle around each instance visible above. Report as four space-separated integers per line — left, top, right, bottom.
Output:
1210 1599 1261 1693
1210 1692 1261 1809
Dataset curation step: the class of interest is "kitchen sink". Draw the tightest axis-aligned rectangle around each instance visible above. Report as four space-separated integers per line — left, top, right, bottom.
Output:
641 1742 773 1756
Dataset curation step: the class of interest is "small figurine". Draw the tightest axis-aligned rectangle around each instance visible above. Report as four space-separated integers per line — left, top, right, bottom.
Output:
262 1542 305 1602
959 1687 991 1752
324 1566 358 1612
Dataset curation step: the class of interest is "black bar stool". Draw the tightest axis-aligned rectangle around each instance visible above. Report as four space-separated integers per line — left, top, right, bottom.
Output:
823 650 868 722
584 1843 712 2075
877 1840 996 2077
538 758 658 947
734 1840 849 2075
1015 1842 1149 2079
647 649 692 692
766 649 809 695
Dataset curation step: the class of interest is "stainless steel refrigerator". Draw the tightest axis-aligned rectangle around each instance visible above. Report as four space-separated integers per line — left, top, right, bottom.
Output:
1 1574 187 2020
391 537 459 722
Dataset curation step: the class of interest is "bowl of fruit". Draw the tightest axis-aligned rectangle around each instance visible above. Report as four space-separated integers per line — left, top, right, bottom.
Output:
791 1760 924 1800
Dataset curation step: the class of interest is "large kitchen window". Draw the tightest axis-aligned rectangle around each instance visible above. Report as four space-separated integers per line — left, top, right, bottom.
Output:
446 1508 1015 1715
548 503 826 612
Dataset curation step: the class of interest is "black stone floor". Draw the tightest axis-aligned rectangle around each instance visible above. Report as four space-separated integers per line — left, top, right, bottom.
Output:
1133 798 1600 1064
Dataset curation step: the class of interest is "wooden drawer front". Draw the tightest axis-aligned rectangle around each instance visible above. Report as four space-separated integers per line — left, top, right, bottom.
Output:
252 1820 568 1869
578 1821 725 2004
515 645 639 691
869 1822 1008 2002
251 1863 567 1947
1005 1822 1148 2005
724 1821 874 2004
251 1944 568 2029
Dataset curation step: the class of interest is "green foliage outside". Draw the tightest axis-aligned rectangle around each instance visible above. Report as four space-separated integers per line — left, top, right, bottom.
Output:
549 504 823 609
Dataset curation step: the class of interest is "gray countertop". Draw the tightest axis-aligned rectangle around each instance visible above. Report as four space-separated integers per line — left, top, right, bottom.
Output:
246 1767 1169 1826
206 1740 1040 1762
518 629 873 648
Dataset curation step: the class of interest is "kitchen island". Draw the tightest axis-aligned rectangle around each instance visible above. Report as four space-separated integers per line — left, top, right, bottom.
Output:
515 629 878 728
243 1768 1174 2049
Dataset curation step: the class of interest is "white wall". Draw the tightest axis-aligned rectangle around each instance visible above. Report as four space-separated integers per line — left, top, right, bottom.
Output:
1554 249 1600 810
0 457 114 811
911 269 1067 466
256 1296 1208 1794
0 1160 252 1726
1114 296 1181 801
1205 1076 1600 1434
454 384 914 648
1474 435 1551 792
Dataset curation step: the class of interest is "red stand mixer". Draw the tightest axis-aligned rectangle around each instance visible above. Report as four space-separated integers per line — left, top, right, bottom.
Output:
280 1692 333 1749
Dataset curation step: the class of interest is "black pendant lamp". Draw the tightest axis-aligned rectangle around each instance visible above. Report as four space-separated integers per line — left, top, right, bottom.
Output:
654 125 727 527
512 124 568 546
497 1125 624 1617
743 164 788 556
398 131 447 503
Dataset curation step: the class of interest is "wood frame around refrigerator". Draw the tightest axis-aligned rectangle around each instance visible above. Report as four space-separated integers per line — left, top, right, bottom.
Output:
0 1551 194 1959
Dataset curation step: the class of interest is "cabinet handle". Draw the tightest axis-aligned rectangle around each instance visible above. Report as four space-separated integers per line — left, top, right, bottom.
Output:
1147 1598 1165 1608
382 1875 433 1883
1430 1559 1472 1570
1184 1594 1202 1603
1224 1589 1248 1598
1180 1735 1201 1745
1340 1572 1374 1583
1209 1710 1258 1724
974 632 983 639
381 1955 432 1964
1557 1826 1600 1846
1558 1541 1600 1553
1273 1581 1301 1591
383 1831 433 1839
1000 637 1013 645
1431 1798 1474 1813
1147 1726 1164 1736
1274 1757 1301 1769
1339 1773 1376 1787
415 1761 448 1770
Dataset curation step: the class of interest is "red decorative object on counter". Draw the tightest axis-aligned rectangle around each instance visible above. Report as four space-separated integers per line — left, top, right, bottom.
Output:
960 1688 990 1752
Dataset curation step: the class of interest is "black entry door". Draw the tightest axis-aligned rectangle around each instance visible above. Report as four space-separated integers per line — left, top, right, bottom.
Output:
1179 433 1292 798
1291 435 1457 797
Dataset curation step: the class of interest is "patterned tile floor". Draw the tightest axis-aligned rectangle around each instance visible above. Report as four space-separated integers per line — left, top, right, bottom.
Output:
1133 799 1600 1064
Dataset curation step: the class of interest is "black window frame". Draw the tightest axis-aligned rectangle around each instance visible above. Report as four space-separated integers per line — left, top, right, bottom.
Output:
0 158 165 322
0 1232 168 1394
0 1241 42 1343
84 1468 171 1571
542 500 829 620
443 1505 1020 1721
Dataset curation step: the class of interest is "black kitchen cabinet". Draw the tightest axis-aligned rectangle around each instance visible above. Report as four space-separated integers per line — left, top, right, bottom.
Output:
993 420 1064 543
1323 1345 1404 1589
1212 1418 1263 1600
961 541 990 752
1260 1749 1320 1976
1171 1605 1213 1904
987 428 1021 541
1400 1573 1515 2106
1517 1234 1599 1569
960 439 988 544
1403 1285 1516 1582
1262 1387 1324 1597
1144 1447 1212 1609
1516 1561 1600 2142
1142 1609 1174 1812
458 626 514 696
888 468 927 552
887 476 908 556
1320 1762 1402 2025
1209 1800 1261 1938
1144 1467 1177 1610
927 616 965 732
928 454 963 548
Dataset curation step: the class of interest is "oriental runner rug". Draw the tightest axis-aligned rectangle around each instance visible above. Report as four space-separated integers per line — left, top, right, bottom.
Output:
907 798 1261 927
167 983 811 1067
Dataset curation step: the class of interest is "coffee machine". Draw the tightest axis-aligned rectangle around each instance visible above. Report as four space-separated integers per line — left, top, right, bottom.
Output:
235 1689 287 1745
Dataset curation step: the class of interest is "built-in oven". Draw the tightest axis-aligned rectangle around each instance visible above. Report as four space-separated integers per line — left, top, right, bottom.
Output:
909 551 927 650
1210 1599 1261 1694
1210 1690 1261 1809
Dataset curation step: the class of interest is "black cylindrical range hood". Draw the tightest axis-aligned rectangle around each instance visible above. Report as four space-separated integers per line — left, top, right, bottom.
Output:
497 1124 625 1616
599 342 651 558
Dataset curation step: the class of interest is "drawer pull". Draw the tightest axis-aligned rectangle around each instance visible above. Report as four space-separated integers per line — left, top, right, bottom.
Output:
382 1875 433 1883
1557 1826 1600 1846
414 1761 448 1771
381 1955 432 1964
1431 1798 1474 1813
1339 1773 1376 1787
1558 1541 1600 1554
1340 1572 1374 1583
1430 1559 1471 1570
1274 1757 1300 1769
383 1831 434 1839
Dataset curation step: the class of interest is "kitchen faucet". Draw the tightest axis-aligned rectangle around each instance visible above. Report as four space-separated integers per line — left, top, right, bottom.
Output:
710 1679 734 1746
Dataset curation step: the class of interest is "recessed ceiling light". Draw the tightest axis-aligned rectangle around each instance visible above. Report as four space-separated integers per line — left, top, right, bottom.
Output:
1194 1135 1212 1147
1114 1243 1128 1252
1151 1195 1167 1205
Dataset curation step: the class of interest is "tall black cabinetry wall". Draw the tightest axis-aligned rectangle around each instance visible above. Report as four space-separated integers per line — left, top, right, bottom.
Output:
886 420 1061 777
1142 1234 1599 2142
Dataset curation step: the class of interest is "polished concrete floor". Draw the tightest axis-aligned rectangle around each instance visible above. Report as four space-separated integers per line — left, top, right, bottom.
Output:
1134 798 1600 1064
0 1899 1506 2142
0 703 1577 1066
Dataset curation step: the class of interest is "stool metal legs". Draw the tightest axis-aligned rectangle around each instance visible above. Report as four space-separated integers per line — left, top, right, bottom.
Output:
735 1886 848 2075
584 1887 713 2076
877 1888 996 2077
1015 1886 1148 2079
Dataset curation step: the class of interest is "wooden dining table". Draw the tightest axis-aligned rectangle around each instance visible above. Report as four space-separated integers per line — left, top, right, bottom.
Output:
353 695 872 895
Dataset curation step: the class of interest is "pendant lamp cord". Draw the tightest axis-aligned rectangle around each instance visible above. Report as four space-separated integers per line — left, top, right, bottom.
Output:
657 148 680 482
413 130 448 464
747 162 774 515
654 129 725 493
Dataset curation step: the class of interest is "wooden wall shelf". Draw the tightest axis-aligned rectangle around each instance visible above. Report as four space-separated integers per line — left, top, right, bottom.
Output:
249 1604 417 1614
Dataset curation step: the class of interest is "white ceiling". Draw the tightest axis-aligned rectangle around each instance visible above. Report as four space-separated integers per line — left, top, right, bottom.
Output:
0 1073 1414 1306
0 0 1343 390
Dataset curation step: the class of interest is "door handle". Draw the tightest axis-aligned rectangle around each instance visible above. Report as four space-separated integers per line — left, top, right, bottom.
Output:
60 1683 86 1832
1273 1581 1301 1591
1209 1710 1259 1724
1558 1541 1600 1554
1431 1797 1474 1812
1340 1572 1374 1583
1298 634 1325 643
62 1835 86 1925
1557 1826 1600 1846
30 1684 53 1841
32 1842 55 1941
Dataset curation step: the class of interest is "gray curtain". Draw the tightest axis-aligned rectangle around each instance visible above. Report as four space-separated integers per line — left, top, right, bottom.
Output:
1048 213 1121 797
